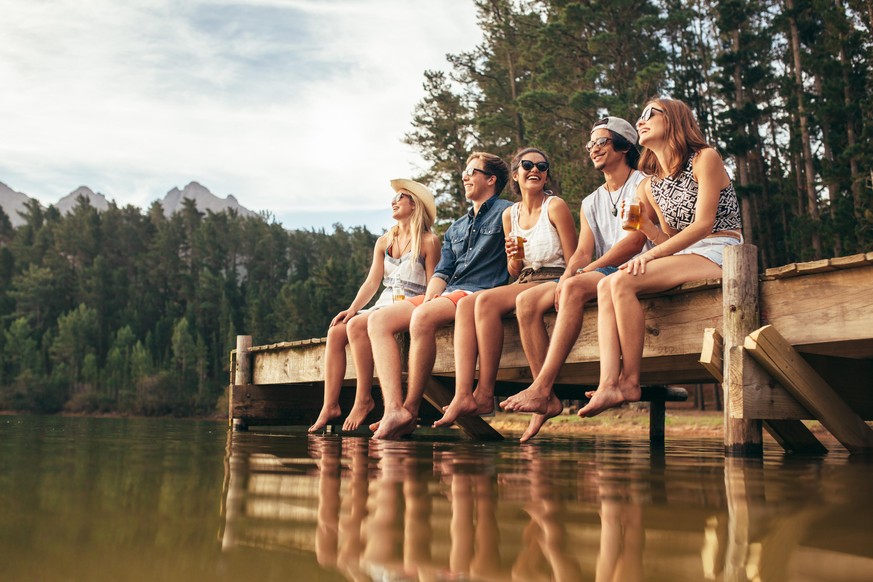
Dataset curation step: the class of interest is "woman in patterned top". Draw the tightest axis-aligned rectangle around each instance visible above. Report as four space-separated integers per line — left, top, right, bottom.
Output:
579 98 742 418
309 180 441 433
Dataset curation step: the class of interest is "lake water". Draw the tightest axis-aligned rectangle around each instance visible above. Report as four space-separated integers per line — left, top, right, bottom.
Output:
1 415 871 581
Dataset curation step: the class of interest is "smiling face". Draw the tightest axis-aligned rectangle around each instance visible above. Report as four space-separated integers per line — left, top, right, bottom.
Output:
636 102 666 147
391 191 415 220
588 128 624 172
510 149 550 197
462 160 495 203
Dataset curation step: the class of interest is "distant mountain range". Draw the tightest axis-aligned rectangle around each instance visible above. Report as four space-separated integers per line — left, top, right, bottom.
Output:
0 181 258 228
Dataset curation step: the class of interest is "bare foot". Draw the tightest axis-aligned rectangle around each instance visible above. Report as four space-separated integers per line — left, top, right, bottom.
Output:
373 407 417 439
342 398 375 431
308 403 342 433
433 392 493 427
519 395 564 443
499 384 555 414
368 420 379 432
577 383 641 417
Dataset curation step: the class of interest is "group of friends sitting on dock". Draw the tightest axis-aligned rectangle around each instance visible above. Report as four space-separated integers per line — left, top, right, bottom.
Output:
309 97 743 442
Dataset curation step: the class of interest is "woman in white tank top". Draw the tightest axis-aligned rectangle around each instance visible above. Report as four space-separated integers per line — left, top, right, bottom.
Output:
434 148 578 428
309 179 441 433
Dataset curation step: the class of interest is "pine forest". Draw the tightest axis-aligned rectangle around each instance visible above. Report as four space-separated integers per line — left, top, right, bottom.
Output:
1 0 871 415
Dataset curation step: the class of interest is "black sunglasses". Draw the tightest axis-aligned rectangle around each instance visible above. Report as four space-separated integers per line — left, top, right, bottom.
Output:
638 105 665 123
585 136 613 152
462 166 492 178
520 160 549 172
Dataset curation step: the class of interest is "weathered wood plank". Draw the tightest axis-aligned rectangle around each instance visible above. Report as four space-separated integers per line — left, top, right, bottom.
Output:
761 266 873 352
745 325 873 454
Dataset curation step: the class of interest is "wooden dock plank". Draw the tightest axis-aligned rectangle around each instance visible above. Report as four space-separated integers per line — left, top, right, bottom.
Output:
745 325 873 454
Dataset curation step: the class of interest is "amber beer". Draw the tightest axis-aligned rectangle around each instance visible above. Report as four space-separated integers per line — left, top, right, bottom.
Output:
622 202 641 231
510 231 526 260
392 284 405 303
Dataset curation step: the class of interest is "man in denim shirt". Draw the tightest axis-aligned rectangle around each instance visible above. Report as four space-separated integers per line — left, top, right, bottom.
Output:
368 152 512 439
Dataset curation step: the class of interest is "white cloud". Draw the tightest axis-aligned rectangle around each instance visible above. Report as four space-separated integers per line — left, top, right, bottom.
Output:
0 0 482 229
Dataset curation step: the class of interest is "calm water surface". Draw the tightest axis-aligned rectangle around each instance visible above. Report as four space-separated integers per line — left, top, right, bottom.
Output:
1 415 871 581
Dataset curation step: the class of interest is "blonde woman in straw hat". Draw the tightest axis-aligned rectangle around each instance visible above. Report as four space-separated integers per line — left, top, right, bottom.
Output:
309 179 440 433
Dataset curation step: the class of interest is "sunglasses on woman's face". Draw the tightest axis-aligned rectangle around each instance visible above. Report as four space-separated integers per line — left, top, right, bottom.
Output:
638 105 665 123
392 192 412 204
520 160 549 172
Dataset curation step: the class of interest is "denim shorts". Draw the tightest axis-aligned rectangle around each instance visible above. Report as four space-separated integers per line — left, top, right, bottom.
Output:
675 236 742 266
576 266 618 276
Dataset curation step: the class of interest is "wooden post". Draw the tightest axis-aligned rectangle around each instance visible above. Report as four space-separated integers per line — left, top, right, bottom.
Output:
232 335 252 431
722 245 763 456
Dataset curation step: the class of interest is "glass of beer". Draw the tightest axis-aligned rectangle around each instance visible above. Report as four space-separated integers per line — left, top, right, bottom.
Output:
510 230 526 260
622 201 641 231
392 284 405 303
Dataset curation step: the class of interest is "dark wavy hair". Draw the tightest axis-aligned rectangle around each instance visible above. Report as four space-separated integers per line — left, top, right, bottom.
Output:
509 147 552 198
608 132 641 170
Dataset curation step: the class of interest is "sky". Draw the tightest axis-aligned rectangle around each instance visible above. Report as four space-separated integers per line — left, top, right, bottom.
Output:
0 0 482 232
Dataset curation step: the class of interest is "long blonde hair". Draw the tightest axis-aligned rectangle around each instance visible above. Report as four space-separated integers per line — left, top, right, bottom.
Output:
638 98 710 178
386 190 433 261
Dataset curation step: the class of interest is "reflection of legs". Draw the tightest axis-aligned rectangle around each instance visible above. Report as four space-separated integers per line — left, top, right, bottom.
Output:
470 474 504 580
343 314 376 431
434 293 482 427
368 302 415 436
314 440 342 568
375 298 457 439
362 456 404 571
337 440 369 581
403 465 433 576
309 322 349 432
596 501 644 582
449 473 475 574
580 256 721 417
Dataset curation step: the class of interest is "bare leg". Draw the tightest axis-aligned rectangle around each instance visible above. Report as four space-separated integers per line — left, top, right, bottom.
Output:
343 313 376 431
309 322 350 432
502 273 602 419
580 256 722 417
433 293 482 427
367 301 416 435
375 297 458 439
473 284 537 412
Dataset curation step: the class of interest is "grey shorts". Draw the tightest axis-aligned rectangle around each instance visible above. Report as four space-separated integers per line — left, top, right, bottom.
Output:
675 236 742 266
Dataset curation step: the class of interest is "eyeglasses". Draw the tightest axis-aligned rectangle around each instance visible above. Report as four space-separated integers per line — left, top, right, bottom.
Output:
585 136 613 152
638 105 665 123
520 160 549 172
462 166 492 178
392 192 412 204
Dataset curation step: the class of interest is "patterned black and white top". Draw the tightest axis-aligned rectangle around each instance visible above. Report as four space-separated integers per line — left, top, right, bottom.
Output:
651 151 741 233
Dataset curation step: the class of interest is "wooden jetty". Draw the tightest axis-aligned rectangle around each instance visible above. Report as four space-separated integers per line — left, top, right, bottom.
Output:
229 245 873 456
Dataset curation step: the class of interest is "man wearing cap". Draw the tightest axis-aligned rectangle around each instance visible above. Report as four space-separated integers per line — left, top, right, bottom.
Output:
368 152 512 439
500 117 653 442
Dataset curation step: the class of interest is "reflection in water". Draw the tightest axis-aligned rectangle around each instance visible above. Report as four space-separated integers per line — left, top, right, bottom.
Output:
220 434 873 581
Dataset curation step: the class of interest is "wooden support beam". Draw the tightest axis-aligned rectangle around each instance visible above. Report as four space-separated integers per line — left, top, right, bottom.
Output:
745 325 873 454
232 335 253 430
722 245 763 456
422 378 504 440
700 328 826 455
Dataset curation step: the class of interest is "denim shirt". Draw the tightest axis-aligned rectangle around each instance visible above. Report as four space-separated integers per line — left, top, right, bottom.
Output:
433 195 513 293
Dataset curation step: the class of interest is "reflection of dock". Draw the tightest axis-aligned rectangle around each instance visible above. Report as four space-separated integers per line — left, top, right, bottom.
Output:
219 433 873 581
229 248 873 454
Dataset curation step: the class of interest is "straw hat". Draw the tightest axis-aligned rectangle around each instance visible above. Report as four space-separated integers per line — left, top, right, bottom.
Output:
390 179 437 225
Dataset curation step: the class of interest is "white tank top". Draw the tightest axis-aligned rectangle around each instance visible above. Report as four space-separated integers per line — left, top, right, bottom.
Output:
510 196 565 271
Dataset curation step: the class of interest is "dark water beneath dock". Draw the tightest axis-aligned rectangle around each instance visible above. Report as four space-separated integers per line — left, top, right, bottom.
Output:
1 415 871 581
